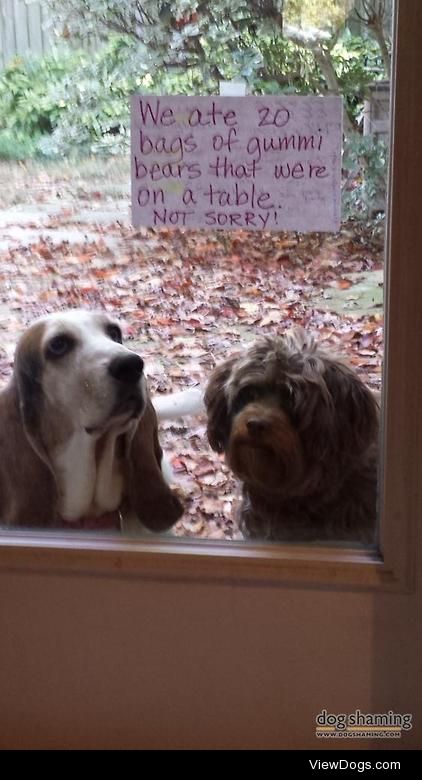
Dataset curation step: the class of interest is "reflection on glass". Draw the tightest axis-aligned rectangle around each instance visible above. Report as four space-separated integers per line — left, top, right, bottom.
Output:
0 0 391 543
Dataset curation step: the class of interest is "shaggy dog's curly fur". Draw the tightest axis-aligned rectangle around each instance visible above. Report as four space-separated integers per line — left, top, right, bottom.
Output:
204 328 379 543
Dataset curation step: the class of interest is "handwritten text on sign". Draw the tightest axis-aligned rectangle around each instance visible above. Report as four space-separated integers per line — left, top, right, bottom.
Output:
131 95 342 232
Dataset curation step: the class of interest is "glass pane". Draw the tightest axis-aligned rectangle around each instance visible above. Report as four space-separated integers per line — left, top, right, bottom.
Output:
0 0 392 545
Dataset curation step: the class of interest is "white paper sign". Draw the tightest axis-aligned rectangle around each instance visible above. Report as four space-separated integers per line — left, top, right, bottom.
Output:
131 95 342 232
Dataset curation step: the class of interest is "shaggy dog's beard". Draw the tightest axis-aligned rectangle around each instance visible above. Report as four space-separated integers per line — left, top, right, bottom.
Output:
227 401 306 498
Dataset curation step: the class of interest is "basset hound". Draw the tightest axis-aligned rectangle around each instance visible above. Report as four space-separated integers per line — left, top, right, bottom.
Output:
0 309 195 532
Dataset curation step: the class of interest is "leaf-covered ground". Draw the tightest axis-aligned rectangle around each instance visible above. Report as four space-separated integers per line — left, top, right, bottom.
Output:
0 159 384 539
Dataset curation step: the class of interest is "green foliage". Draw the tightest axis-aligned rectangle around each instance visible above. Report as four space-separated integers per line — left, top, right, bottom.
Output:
0 130 37 160
331 30 383 123
0 50 81 154
222 29 383 136
46 0 284 70
253 35 325 95
284 0 354 32
39 31 266 157
39 36 148 157
0 1 389 221
252 29 383 128
342 133 388 220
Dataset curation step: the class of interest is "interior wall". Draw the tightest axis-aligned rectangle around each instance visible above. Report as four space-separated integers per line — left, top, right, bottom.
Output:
0 566 420 749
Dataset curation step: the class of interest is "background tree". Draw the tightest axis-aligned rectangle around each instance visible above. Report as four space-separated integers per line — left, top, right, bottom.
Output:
352 0 391 76
45 1 389 131
46 1 284 76
0 0 389 217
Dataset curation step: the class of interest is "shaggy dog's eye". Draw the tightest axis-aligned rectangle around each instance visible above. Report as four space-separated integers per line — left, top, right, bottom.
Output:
278 385 293 407
45 334 75 360
232 386 261 414
106 324 123 344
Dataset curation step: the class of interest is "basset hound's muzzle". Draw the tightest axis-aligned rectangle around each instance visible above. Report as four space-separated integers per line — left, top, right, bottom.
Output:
84 352 147 435
108 352 146 417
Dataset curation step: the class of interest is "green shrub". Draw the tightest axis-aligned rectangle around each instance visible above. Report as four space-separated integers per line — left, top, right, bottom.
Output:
253 30 383 126
0 50 83 155
253 35 323 95
39 35 150 157
0 24 389 222
342 133 388 220
331 30 384 125
0 129 37 160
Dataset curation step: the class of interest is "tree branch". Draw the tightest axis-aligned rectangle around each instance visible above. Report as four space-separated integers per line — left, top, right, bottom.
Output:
354 0 391 77
313 45 357 134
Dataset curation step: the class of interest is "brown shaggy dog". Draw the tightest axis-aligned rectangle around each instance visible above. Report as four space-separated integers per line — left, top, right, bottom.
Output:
204 328 379 543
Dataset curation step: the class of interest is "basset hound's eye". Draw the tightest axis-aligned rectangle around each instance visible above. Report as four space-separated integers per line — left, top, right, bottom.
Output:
45 334 75 360
105 324 123 344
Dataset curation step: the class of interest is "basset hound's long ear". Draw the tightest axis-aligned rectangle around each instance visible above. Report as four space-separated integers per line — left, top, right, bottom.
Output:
125 397 183 532
204 356 238 453
13 322 50 463
0 325 57 527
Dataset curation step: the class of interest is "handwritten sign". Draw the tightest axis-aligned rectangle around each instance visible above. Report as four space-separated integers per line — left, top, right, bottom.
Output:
131 95 342 232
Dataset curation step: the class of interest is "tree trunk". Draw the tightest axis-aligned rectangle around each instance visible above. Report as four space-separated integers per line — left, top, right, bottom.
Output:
373 22 391 78
313 46 357 135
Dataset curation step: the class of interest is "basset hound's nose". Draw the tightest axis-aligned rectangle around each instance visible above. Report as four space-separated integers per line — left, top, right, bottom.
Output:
108 354 144 384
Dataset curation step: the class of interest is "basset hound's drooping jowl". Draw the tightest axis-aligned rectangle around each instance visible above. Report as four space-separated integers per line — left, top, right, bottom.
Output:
0 310 189 532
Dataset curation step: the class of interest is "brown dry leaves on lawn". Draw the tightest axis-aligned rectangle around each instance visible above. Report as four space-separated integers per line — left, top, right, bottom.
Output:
0 183 384 539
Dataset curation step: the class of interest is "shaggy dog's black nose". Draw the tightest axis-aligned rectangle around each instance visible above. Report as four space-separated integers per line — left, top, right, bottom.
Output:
246 417 270 435
108 354 144 383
